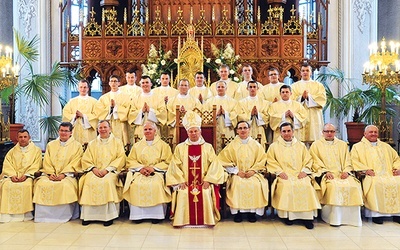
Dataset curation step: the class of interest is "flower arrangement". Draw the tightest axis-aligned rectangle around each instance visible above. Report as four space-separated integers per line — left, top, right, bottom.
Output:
141 43 176 86
205 43 241 82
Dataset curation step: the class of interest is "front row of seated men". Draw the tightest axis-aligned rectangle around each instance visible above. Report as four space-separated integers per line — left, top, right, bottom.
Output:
1 117 400 229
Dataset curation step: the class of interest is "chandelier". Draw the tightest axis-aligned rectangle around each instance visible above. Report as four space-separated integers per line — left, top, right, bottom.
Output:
362 38 400 143
0 44 19 91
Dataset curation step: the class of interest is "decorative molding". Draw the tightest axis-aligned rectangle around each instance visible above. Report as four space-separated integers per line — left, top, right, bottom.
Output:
18 0 37 36
18 96 40 141
353 0 372 33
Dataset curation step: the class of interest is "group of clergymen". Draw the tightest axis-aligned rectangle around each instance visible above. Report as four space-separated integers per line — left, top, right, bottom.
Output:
0 63 400 229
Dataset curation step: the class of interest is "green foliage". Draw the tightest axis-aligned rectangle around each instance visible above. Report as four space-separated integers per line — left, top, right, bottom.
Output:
39 115 62 139
318 67 400 123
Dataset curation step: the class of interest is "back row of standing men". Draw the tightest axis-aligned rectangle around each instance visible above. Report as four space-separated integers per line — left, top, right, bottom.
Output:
61 63 326 153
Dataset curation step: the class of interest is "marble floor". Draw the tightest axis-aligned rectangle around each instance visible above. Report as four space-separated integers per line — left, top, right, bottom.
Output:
0 215 400 250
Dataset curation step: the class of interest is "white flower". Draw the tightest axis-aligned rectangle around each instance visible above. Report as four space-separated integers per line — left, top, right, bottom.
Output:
229 69 235 75
206 58 211 63
160 60 166 66
233 77 239 82
235 55 240 60
174 58 178 63
148 69 155 76
215 58 222 64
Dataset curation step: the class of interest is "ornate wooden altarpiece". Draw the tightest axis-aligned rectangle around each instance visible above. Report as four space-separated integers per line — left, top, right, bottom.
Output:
59 0 329 93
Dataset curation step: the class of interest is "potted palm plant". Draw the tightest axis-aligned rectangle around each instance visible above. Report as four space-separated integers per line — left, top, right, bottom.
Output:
318 67 400 143
0 30 68 143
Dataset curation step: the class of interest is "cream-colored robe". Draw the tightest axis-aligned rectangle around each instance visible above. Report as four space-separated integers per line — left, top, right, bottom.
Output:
291 80 326 142
33 137 83 206
266 137 321 212
123 136 172 207
260 82 284 102
233 80 263 101
119 84 141 99
166 138 226 226
218 136 269 213
310 137 363 206
0 142 42 214
166 94 203 127
62 95 98 144
210 79 238 98
128 91 167 139
94 91 131 145
153 85 179 102
188 86 213 104
237 96 270 148
268 100 307 141
203 95 238 153
79 134 126 207
351 137 400 214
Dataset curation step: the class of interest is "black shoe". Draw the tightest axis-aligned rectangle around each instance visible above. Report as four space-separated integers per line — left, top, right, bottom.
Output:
151 219 162 224
303 220 314 229
284 218 293 225
82 220 90 226
372 217 384 224
133 219 144 224
393 216 400 224
103 220 113 226
233 213 243 223
247 213 257 223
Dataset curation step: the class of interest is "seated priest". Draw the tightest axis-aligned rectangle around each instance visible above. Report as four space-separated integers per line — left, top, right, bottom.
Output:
33 122 83 223
310 123 363 227
351 125 400 224
266 122 321 229
79 120 126 226
123 121 173 224
166 111 226 227
0 129 42 222
218 121 269 223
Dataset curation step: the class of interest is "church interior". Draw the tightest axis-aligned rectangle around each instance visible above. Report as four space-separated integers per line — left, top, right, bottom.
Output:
0 0 400 249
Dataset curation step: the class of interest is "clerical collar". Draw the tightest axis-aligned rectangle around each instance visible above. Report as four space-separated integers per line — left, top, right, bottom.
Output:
270 82 280 86
195 85 206 89
19 144 29 152
370 141 378 146
216 95 227 99
126 84 137 88
78 94 89 98
284 140 293 146
110 90 120 94
141 91 153 96
326 140 334 145
99 137 110 143
240 137 250 144
281 99 291 103
189 138 202 145
146 140 154 146
160 85 170 88
248 95 257 100
177 93 188 98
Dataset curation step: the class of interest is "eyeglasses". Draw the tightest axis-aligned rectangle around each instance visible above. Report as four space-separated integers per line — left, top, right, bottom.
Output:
269 73 278 76
59 130 71 133
109 80 119 82
323 130 336 133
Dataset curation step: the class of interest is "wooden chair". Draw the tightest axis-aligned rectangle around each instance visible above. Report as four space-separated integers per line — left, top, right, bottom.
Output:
175 105 217 149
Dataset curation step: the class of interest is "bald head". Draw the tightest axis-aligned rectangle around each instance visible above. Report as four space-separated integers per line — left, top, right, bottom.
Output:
322 123 336 141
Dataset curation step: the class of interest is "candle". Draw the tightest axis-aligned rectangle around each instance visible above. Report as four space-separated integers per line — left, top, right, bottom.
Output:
2 68 5 77
212 5 215 22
